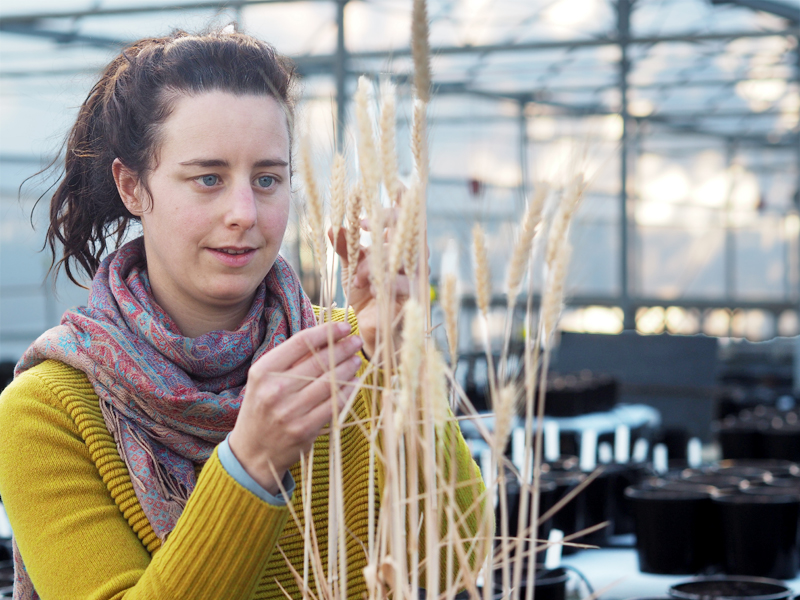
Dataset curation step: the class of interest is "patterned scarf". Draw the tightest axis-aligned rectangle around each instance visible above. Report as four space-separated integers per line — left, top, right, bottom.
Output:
12 236 315 598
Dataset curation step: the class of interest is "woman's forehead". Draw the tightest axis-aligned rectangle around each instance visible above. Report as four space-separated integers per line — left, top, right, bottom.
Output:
158 91 291 162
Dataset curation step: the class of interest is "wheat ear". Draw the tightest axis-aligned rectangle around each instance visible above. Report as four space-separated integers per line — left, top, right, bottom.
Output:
441 273 459 369
412 99 429 186
424 347 450 436
330 152 347 241
472 224 491 317
545 174 584 267
401 180 423 278
506 182 549 302
299 135 327 286
379 79 400 204
542 242 572 341
344 183 363 314
411 0 431 103
355 76 381 206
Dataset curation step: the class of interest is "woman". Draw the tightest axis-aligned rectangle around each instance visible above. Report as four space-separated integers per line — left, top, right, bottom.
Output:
0 27 483 599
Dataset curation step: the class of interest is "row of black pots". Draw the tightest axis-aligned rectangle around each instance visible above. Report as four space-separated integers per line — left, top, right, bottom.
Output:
628 578 795 600
627 474 800 578
424 574 796 600
717 411 800 462
499 457 651 555
666 576 794 600
418 565 568 600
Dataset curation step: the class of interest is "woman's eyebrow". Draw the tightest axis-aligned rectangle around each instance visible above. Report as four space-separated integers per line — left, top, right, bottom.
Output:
178 158 289 168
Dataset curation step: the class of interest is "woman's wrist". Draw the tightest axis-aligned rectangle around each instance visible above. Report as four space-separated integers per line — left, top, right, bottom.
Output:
227 430 284 496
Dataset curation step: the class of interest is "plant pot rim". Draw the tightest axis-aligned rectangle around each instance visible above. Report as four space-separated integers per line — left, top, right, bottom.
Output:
669 576 793 600
712 490 800 505
625 485 711 501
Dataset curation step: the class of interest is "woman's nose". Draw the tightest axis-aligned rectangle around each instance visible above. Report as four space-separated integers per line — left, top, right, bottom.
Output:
224 180 258 230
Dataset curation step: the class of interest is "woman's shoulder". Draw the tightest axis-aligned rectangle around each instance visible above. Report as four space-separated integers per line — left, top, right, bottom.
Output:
0 360 94 431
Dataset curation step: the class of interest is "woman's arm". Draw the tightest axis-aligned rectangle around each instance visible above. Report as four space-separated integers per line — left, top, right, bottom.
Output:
0 361 289 600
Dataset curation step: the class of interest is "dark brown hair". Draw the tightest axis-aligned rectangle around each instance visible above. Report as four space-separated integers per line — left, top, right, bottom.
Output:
44 27 297 286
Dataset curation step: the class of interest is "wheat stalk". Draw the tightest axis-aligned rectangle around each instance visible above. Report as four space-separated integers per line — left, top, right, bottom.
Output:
397 298 424 434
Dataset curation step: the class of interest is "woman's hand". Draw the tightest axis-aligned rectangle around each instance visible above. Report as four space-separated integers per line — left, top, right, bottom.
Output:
228 322 363 495
329 220 412 360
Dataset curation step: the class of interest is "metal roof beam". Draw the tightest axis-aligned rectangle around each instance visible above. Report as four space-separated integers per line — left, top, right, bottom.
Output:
710 0 799 24
0 1 314 24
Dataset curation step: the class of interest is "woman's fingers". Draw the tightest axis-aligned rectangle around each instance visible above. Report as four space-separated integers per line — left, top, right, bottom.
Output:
254 321 352 374
293 355 362 418
291 333 363 382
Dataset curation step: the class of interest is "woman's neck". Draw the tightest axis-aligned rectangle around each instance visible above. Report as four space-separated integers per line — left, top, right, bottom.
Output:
153 291 252 339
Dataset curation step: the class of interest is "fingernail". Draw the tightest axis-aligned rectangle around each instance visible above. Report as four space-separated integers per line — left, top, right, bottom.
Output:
337 322 351 335
349 335 363 349
351 355 362 367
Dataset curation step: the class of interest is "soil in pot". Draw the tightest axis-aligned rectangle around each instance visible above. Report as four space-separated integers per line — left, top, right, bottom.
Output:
668 576 793 600
626 484 716 574
713 490 800 579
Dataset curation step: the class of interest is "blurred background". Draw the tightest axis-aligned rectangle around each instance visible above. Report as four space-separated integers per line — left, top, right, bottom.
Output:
2 0 798 438
1 0 797 355
1 0 800 588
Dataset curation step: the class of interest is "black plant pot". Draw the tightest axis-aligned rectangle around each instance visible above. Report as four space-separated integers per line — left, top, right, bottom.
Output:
488 565 569 600
679 473 747 494
718 421 768 460
609 463 651 536
762 424 800 462
541 470 585 554
713 489 800 579
626 485 716 575
668 576 793 600
500 476 559 554
714 459 800 479
577 466 616 546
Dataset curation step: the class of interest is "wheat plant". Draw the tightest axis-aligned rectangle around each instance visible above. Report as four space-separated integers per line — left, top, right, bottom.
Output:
293 0 592 598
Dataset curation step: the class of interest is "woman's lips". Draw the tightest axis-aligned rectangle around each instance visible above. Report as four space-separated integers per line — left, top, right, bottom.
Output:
207 247 257 267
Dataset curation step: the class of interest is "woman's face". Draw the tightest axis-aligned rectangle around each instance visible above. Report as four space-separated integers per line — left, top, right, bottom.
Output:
130 91 292 331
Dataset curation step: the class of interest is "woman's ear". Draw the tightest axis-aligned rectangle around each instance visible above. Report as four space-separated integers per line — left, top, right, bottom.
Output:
112 158 144 216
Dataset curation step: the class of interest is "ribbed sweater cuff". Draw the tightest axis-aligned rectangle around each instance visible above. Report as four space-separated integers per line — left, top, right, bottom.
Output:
154 448 290 599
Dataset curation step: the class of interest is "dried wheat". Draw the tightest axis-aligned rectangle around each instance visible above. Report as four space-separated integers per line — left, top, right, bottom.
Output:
441 273 459 368
472 224 491 317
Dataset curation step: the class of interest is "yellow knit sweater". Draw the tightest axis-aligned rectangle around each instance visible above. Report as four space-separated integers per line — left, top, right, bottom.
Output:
0 311 484 600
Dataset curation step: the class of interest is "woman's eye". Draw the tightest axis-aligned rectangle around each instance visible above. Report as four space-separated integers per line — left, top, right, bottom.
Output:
256 175 276 188
199 174 218 187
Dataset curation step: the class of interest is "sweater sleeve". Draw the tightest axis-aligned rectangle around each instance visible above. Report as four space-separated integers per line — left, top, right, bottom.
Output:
0 363 290 600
